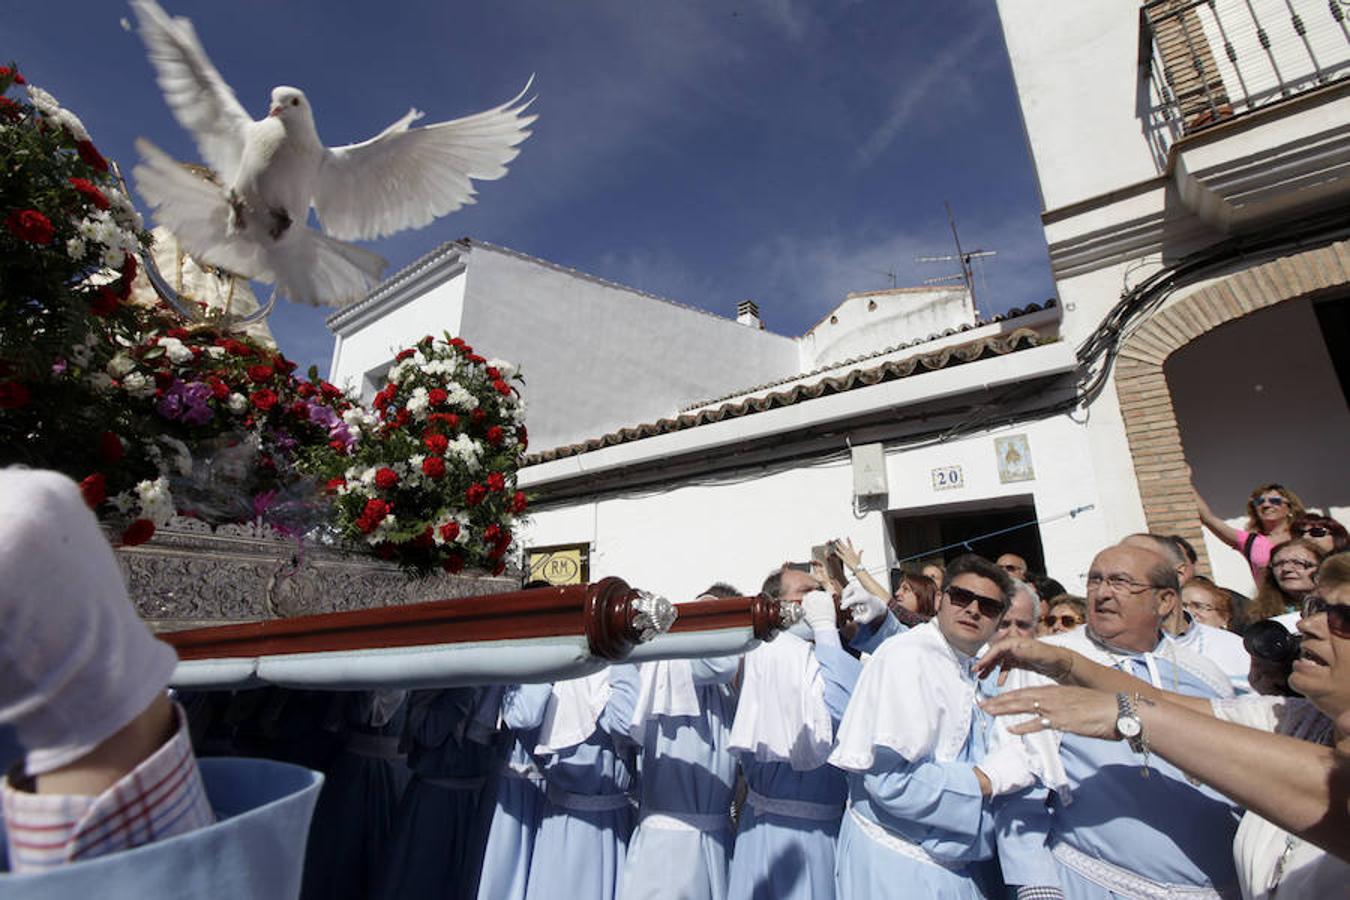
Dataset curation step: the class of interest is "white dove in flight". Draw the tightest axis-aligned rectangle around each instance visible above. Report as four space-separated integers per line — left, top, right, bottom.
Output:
128 0 536 307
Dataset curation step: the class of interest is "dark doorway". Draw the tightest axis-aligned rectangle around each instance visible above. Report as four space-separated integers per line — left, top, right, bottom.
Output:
888 494 1045 578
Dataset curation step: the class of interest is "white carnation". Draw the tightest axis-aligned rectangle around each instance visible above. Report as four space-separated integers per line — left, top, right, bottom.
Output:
106 353 136 377
227 393 247 413
406 386 429 419
122 371 155 398
157 336 194 364
206 346 226 359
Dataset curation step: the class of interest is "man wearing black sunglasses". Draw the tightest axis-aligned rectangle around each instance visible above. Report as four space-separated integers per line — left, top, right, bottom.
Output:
830 555 1042 896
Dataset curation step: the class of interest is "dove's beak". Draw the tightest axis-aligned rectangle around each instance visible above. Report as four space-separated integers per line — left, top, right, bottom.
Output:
268 106 282 118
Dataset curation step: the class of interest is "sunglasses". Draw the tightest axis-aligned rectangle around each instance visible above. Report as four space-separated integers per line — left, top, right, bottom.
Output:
1296 526 1330 538
1302 595 1350 638
1046 614 1082 628
1255 495 1287 507
945 584 1007 619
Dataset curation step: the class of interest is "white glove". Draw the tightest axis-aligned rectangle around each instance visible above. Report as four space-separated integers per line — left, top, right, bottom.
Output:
0 468 178 775
976 742 1036 797
843 580 887 625
800 589 840 645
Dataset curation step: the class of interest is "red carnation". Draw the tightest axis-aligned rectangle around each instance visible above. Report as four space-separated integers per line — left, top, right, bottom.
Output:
374 467 399 490
5 208 54 245
465 483 487 506
468 354 486 365
356 498 390 533
152 370 174 389
247 364 274 383
449 337 465 349
511 490 528 514
0 381 30 408
298 382 318 398
412 527 435 549
395 348 415 362
442 551 466 574
486 366 501 379
75 140 108 173
491 559 507 576
423 432 449 454
68 177 110 211
120 519 156 547
429 412 460 430
329 438 350 454
486 425 504 447
0 97 20 120
0 66 23 84
427 388 448 407
438 521 461 543
487 471 506 493
249 388 278 411
493 379 512 397
421 456 446 479
89 286 119 317
273 355 297 375
320 381 342 399
517 425 528 449
325 477 346 493
420 335 435 346
98 431 124 463
166 328 190 340
470 407 487 425
205 376 230 400
79 472 106 509
483 524 502 544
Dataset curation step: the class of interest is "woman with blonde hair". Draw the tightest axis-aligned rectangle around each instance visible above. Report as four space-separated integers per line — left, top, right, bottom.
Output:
1193 479 1305 581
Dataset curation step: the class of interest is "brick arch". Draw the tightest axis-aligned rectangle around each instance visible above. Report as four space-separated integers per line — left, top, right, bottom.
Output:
1113 239 1350 574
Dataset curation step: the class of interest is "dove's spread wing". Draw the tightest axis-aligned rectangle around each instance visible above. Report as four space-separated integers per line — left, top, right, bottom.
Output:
314 79 537 242
131 0 253 180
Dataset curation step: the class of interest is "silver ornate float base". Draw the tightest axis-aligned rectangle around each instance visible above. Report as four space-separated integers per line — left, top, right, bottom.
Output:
116 518 519 631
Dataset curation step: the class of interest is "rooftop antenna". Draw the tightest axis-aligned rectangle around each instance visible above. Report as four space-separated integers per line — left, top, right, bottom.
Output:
872 269 898 289
916 202 996 317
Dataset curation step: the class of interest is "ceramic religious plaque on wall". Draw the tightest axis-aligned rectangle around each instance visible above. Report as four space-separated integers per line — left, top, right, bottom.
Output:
995 434 1035 484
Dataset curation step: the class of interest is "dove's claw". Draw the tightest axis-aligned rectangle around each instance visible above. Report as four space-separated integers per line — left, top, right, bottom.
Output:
268 207 292 241
227 190 247 234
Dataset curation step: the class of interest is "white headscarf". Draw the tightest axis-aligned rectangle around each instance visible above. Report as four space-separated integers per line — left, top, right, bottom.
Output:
727 631 833 770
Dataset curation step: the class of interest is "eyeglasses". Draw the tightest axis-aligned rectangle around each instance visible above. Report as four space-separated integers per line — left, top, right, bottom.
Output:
945 584 1008 619
1296 526 1330 539
1301 595 1350 638
1255 495 1287 507
1046 614 1082 628
1271 558 1318 572
1085 573 1162 595
1182 600 1216 613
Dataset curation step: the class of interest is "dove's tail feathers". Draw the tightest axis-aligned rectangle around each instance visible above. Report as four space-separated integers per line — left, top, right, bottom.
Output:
270 229 387 308
132 138 276 284
315 76 538 242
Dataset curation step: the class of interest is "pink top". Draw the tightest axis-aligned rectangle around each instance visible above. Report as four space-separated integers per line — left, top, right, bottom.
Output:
1235 529 1274 580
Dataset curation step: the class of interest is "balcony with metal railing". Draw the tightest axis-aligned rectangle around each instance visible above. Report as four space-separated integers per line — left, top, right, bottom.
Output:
1140 0 1350 230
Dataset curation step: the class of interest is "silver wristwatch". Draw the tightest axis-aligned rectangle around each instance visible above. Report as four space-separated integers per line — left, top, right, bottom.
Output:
1115 692 1150 775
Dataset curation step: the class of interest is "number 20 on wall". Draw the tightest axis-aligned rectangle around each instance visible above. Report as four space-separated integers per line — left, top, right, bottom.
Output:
932 465 964 491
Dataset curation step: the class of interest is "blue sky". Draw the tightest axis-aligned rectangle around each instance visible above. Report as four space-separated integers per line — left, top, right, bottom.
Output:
12 0 1054 376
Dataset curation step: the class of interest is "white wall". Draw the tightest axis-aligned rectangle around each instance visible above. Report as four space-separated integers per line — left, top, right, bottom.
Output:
520 412 1117 604
458 244 801 452
329 272 467 399
801 287 975 370
995 0 1162 212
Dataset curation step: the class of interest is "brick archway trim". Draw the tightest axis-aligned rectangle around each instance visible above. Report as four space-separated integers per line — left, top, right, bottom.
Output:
1113 239 1350 574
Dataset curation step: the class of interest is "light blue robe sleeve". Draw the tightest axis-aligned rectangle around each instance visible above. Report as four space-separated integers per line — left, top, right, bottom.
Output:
689 654 740 686
994 784 1060 888
813 642 862 721
862 747 987 857
502 682 553 730
849 612 907 656
598 664 641 740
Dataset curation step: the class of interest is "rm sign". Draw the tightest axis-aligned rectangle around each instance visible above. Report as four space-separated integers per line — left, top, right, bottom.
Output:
527 543 590 586
931 464 965 491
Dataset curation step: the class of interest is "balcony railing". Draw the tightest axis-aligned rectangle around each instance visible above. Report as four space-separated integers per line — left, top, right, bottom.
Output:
1141 0 1350 156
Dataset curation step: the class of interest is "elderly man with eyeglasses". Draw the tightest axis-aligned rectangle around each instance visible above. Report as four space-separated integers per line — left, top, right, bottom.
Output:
829 554 1042 897
985 542 1240 900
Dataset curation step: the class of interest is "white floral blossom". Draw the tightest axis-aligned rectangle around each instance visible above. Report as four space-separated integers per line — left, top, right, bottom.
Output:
488 359 516 379
448 434 482 472
445 383 475 411
405 386 430 419
66 237 86 260
135 476 175 527
206 346 226 359
227 393 247 413
122 371 155 398
106 353 136 377
25 86 91 142
110 491 137 516
157 336 194 364
87 372 115 392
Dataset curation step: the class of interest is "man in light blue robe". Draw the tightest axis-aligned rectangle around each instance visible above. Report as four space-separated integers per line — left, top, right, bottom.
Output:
618 648 739 900
725 565 861 900
475 683 552 900
831 554 1037 899
995 542 1240 898
522 664 642 900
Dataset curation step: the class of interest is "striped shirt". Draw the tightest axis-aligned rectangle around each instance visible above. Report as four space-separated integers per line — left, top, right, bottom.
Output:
2 702 214 872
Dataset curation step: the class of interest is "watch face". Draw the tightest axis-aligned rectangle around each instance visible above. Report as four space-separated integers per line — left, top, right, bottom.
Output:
1117 716 1142 738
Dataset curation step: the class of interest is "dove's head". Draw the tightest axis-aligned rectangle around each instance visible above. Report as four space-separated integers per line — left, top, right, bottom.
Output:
268 86 312 123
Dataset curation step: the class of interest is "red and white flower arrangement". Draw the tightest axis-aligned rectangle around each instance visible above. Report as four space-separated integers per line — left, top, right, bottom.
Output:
326 334 529 576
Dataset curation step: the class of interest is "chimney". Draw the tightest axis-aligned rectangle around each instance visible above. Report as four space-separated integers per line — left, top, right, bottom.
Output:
736 299 763 329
